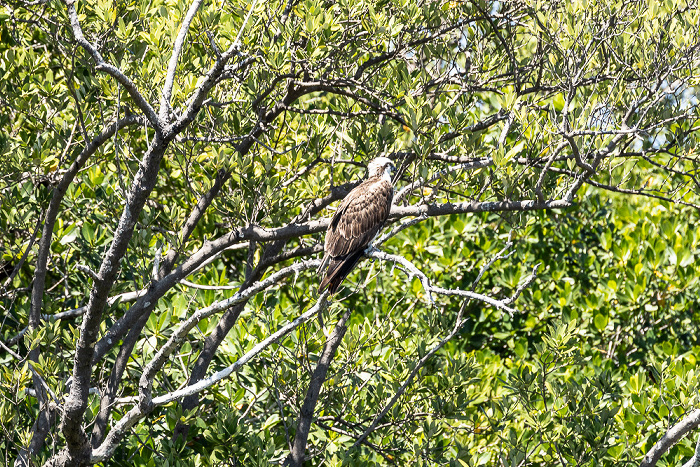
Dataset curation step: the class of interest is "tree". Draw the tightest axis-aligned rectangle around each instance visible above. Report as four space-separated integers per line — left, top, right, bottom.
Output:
1 0 700 465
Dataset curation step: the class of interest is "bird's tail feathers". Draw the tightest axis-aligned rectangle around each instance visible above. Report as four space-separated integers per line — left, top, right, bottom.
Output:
318 251 364 294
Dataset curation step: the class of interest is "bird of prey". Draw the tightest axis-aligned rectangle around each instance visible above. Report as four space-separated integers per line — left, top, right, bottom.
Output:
319 157 396 294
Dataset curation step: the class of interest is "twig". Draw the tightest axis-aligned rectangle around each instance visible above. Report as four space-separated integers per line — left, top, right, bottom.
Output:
76 264 99 281
365 247 434 304
470 233 514 289
160 0 207 122
393 162 488 204
374 215 428 246
1 214 42 290
502 263 541 306
179 279 242 290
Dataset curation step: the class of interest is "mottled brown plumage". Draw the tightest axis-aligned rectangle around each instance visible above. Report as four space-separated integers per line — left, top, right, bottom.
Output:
319 158 395 294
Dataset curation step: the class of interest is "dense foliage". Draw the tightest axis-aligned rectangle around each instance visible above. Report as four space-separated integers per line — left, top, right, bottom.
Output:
1 0 700 465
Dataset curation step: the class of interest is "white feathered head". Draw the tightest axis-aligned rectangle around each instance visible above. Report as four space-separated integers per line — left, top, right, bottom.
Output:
367 157 396 179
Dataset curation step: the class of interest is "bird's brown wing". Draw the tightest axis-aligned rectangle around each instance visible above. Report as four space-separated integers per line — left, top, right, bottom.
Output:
319 177 393 293
325 177 393 258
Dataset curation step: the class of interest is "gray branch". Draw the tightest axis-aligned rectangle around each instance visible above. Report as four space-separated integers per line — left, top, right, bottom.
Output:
366 248 518 315
284 307 353 466
92 293 330 462
641 409 700 467
66 1 159 128
159 0 206 123
137 259 321 412
684 432 700 467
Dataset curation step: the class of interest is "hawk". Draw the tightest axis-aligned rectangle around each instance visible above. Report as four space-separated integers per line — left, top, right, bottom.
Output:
319 157 396 294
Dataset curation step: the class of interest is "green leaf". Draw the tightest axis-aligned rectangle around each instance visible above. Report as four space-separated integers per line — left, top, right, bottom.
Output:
594 314 608 331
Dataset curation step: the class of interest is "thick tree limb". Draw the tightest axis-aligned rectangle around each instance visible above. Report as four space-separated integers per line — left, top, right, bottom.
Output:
59 135 169 464
640 410 700 467
284 307 352 467
174 198 572 262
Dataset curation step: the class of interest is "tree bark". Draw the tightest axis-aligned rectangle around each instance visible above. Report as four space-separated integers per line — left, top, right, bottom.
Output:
59 138 169 465
284 308 352 467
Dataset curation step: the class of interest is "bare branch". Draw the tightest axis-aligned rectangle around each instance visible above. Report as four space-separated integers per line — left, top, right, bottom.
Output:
92 293 330 462
366 248 519 315
365 248 434 304
75 264 98 281
178 279 241 290
159 0 207 123
138 259 321 412
640 409 700 467
66 1 159 128
374 215 428 246
169 0 260 134
285 307 352 466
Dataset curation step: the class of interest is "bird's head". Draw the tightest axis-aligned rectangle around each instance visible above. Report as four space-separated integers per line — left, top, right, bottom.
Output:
367 157 396 180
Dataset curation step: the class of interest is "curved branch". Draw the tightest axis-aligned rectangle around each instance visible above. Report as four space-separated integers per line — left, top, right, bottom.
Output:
66 2 159 128
640 410 700 467
137 259 321 412
388 198 573 220
92 293 330 462
366 248 519 315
